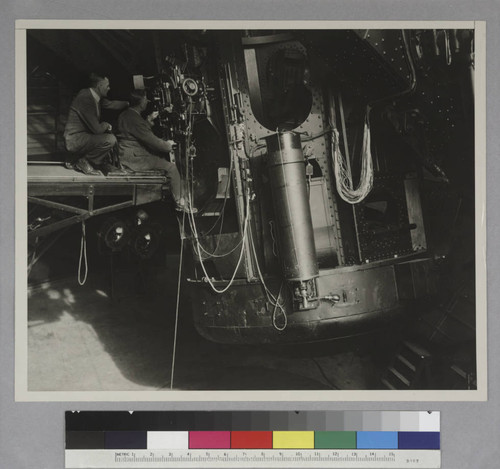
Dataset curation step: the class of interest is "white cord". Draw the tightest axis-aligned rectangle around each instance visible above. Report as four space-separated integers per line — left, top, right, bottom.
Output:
271 281 287 331
78 221 88 285
332 112 374 204
248 228 288 331
170 211 185 389
197 236 244 258
180 98 255 293
181 107 286 325
188 190 251 294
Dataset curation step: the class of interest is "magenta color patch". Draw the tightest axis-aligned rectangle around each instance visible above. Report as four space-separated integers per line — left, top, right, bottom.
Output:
189 431 231 449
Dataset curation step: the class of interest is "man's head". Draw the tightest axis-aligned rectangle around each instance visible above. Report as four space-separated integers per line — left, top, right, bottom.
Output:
90 72 110 98
129 90 148 111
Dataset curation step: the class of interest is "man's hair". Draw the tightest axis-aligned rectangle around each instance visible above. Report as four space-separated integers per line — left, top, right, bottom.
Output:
89 72 108 88
129 89 147 107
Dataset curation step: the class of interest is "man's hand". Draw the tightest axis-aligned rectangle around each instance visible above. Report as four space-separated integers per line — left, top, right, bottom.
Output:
103 122 113 132
166 140 177 151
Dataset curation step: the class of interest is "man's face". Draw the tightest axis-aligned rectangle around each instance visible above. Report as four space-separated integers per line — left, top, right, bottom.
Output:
96 77 110 97
139 96 148 111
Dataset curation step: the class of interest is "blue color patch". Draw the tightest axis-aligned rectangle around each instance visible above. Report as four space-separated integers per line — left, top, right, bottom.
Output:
105 431 147 449
356 431 398 449
398 432 440 449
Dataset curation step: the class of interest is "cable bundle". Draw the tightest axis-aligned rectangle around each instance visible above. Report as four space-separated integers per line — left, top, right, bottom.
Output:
333 113 374 204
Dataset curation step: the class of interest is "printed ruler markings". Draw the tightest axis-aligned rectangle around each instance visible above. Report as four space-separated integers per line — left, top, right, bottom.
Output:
66 449 440 468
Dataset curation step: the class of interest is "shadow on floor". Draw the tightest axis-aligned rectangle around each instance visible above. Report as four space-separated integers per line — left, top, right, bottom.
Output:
27 256 391 391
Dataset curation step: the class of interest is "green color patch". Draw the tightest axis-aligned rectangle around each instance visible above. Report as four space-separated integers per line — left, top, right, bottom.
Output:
314 431 357 449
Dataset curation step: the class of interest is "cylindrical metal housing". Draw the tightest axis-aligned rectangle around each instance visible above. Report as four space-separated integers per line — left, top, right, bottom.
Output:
265 132 318 281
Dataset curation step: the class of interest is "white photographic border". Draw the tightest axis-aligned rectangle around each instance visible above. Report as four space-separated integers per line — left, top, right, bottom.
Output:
15 19 487 402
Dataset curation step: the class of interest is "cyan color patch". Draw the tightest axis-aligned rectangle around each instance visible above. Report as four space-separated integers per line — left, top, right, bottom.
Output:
356 431 398 449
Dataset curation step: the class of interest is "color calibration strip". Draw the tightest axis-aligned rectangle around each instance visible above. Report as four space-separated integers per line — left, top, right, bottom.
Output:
67 430 440 450
65 411 440 468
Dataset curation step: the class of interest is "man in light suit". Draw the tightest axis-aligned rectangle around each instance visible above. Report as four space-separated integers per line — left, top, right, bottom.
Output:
64 72 129 175
117 90 196 212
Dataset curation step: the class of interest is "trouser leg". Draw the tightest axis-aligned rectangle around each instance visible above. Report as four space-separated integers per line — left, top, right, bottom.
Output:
65 133 117 166
84 134 117 165
118 151 183 203
161 160 182 203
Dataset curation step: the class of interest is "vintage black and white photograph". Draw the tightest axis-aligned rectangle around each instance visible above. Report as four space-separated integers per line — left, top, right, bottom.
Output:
17 22 485 398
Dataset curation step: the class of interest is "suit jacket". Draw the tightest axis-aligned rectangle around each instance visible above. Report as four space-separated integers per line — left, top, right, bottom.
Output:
64 88 128 137
116 108 173 161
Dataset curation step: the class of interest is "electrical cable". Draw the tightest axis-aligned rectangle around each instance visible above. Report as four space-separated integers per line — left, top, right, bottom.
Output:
330 29 418 204
169 211 185 389
183 101 252 294
199 152 234 237
271 281 287 331
248 228 288 331
332 113 374 204
197 234 244 258
181 100 238 259
180 100 285 324
169 100 192 388
193 152 235 257
249 136 295 330
300 126 333 142
189 189 251 294
194 149 240 259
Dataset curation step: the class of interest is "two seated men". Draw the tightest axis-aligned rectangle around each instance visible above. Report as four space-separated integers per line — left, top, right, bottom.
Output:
64 73 194 212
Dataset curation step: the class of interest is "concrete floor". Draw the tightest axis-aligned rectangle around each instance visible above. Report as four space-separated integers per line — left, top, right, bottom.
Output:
28 255 391 392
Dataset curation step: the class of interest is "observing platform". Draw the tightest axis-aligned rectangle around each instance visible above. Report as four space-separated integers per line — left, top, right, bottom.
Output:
28 161 168 186
27 162 170 240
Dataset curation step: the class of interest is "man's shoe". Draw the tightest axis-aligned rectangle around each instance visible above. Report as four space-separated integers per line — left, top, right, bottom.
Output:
98 163 128 176
74 157 102 176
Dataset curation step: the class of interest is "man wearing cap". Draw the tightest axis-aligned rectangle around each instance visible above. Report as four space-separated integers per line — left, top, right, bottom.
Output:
63 72 129 175
116 90 196 212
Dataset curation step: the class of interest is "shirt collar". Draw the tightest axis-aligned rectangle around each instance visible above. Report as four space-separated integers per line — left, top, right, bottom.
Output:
89 88 101 103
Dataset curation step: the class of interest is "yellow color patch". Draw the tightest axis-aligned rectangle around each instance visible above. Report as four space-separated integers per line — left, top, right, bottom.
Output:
273 431 315 449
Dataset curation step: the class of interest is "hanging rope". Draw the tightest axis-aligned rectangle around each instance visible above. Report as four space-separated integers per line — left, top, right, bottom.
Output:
77 220 88 285
332 111 374 204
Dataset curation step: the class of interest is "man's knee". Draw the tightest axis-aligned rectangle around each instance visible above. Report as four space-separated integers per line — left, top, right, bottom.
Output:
102 133 117 148
163 160 179 175
64 135 85 154
157 159 176 173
